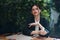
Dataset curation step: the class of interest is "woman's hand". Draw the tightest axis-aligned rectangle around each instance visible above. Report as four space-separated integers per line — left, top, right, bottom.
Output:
29 23 45 30
31 30 48 35
29 22 40 27
39 30 48 35
31 31 40 35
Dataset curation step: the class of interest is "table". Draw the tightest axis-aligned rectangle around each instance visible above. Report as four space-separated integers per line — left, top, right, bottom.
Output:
6 34 32 40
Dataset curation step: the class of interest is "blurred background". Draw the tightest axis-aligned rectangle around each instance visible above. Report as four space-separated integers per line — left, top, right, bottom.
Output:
0 0 60 38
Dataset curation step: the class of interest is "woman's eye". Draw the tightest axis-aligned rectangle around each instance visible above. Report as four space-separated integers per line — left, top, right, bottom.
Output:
36 8 38 10
32 9 34 11
32 8 38 11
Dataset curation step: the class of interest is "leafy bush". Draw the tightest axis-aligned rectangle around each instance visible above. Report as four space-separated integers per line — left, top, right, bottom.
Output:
0 0 50 34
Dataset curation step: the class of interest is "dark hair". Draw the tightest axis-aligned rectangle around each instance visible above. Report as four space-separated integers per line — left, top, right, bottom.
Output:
31 3 42 10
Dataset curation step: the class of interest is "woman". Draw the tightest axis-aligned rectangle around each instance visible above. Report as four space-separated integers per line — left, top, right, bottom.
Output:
22 4 50 39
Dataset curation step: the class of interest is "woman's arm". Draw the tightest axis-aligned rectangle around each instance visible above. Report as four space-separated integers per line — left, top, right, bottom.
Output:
22 17 34 36
38 23 45 30
22 26 32 36
39 18 50 37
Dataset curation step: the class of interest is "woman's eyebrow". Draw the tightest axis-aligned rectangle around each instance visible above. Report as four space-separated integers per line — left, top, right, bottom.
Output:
32 7 38 9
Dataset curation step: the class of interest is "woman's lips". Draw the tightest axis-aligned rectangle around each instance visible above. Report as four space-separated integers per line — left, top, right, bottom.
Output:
34 12 37 14
34 12 37 13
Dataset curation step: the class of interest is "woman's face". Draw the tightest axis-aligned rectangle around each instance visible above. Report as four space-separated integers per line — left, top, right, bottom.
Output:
32 5 41 16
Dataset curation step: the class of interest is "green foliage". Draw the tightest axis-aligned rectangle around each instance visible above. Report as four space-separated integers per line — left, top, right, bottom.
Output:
41 9 50 21
0 0 50 33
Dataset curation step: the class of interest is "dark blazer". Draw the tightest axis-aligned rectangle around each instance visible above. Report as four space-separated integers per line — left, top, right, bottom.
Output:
22 16 50 37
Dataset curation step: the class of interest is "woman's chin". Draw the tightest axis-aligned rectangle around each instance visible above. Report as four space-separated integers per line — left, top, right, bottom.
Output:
34 14 38 16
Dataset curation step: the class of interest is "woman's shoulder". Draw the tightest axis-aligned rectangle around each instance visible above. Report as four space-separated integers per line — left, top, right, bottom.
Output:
40 17 49 23
40 17 49 27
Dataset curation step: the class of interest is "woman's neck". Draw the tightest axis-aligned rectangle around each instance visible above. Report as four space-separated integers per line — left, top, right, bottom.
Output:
34 15 40 22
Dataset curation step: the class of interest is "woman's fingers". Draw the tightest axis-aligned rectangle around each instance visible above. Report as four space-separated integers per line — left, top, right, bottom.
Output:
31 31 40 35
29 23 40 27
39 30 47 35
29 23 36 27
